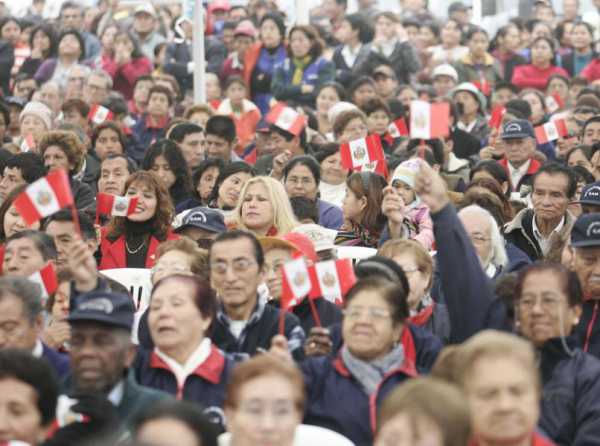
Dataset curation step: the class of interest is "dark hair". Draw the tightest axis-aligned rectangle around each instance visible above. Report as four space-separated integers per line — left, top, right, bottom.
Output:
152 274 217 323
533 162 577 198
29 22 57 58
505 98 532 120
465 26 488 41
582 115 600 136
133 400 218 446
470 160 510 188
270 125 307 149
361 97 392 118
283 155 321 184
0 184 28 242
168 122 204 143
0 147 12 173
355 255 410 295
420 20 440 40
114 29 144 59
210 229 264 268
343 12 374 44
134 75 154 90
142 139 192 205
5 230 57 262
259 12 286 42
572 164 595 186
345 277 409 325
192 158 225 203
313 142 341 164
565 145 592 164
315 81 347 102
0 16 20 36
0 101 9 129
406 139 445 167
102 154 138 174
462 179 513 225
91 121 127 156
43 209 96 241
148 85 174 107
223 75 247 91
546 73 570 91
209 161 256 207
290 196 319 223
346 172 387 232
288 25 324 59
206 115 236 143
515 262 582 307
4 152 46 184
57 28 86 60
61 98 90 117
349 76 376 99
531 36 557 65
0 349 58 426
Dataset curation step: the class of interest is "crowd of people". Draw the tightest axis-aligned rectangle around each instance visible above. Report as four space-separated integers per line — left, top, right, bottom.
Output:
2 0 600 445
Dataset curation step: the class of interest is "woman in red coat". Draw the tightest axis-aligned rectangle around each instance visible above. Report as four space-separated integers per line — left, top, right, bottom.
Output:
511 37 568 91
100 30 153 100
99 171 178 270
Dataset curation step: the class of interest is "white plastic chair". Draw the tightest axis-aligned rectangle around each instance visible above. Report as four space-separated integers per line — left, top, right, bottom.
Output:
335 246 377 264
100 268 152 312
218 425 355 446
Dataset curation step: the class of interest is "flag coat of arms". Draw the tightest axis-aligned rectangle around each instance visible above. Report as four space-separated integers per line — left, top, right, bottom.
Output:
97 193 138 217
281 257 312 310
545 93 564 114
88 105 113 125
409 101 450 139
266 103 306 136
388 118 409 138
340 134 384 169
13 170 74 226
308 258 356 305
535 119 568 144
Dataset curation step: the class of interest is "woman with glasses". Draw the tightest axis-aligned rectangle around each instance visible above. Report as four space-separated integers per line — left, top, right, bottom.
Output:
283 156 344 230
134 274 235 430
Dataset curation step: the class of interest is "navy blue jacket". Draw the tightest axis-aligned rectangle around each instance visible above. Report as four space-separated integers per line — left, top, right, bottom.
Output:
134 343 234 427
538 336 600 446
42 343 70 379
573 300 600 359
270 297 343 335
301 352 416 446
129 115 168 163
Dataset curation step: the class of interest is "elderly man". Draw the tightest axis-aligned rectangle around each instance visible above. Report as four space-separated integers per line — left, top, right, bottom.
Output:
504 163 576 261
3 231 57 278
83 69 112 107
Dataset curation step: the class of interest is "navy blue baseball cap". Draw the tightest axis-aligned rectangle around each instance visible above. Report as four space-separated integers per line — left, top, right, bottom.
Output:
501 119 535 140
68 291 135 331
575 182 600 206
571 213 600 248
175 207 226 234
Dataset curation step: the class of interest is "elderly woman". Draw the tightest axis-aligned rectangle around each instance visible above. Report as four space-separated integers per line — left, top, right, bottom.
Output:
18 100 53 149
134 274 235 428
38 130 95 210
283 155 343 230
99 171 178 269
231 176 299 237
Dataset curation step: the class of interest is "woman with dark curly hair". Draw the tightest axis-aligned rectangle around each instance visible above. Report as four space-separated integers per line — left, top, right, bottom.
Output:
99 170 178 269
19 22 57 77
142 139 192 209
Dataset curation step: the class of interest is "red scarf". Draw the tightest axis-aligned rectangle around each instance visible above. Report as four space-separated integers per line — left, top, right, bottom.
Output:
408 302 435 326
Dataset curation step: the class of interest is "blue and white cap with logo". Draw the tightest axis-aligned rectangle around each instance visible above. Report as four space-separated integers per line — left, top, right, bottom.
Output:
501 119 535 140
68 291 135 330
576 182 600 206
571 213 600 248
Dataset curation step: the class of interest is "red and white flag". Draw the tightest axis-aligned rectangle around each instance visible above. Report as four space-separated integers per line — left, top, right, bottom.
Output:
281 258 311 310
28 263 58 303
340 134 384 169
472 79 491 96
266 103 306 136
88 105 113 125
388 118 409 138
20 134 35 153
309 258 356 306
545 93 564 114
488 106 506 130
409 100 450 139
535 119 568 144
356 159 389 179
13 170 74 226
96 193 138 218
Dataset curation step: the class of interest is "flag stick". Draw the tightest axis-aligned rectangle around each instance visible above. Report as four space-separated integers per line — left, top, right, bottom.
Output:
70 205 81 236
307 297 322 327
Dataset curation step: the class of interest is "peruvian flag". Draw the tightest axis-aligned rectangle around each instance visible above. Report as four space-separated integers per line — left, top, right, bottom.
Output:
88 105 113 125
20 134 35 153
266 103 306 136
488 106 506 130
356 159 389 179
535 119 568 144
388 118 409 138
545 93 564 114
96 193 138 218
472 79 491 96
28 263 57 303
13 170 74 226
309 259 356 306
340 134 384 169
409 100 450 139
280 258 312 310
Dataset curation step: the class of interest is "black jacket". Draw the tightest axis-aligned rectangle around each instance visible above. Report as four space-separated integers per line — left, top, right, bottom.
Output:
451 127 482 161
0 40 14 96
503 208 542 262
270 297 343 334
356 42 420 85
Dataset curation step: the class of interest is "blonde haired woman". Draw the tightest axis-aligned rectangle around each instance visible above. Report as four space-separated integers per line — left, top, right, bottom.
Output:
231 176 299 236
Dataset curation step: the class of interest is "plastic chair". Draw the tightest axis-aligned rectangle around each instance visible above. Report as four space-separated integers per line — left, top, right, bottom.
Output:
335 246 377 264
100 268 152 312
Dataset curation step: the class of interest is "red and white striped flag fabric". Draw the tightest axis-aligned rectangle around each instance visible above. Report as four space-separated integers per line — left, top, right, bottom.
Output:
281 257 312 310
28 263 57 303
535 119 568 144
488 106 506 130
410 101 450 139
388 118 409 138
0 442 32 446
340 134 384 169
545 93 564 114
356 159 389 179
96 193 138 218
20 134 35 153
266 103 306 136
13 170 74 226
88 105 113 125
472 79 491 96
309 258 356 306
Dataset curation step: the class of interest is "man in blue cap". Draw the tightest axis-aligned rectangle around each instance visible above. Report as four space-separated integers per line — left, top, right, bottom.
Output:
498 119 541 197
574 182 600 215
174 206 226 249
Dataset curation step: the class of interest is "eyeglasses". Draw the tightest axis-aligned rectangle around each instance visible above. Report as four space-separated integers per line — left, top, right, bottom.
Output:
210 258 256 275
518 295 561 311
468 233 491 244
344 306 391 320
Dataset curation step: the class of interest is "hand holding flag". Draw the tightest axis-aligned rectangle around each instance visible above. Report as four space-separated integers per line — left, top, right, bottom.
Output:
96 192 138 224
340 134 385 169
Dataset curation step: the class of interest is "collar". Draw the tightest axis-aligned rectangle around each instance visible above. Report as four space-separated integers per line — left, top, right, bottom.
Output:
32 339 43 358
342 43 362 57
532 213 565 239
107 380 125 406
461 52 495 66
217 299 265 329
446 152 470 172
231 52 243 70
456 118 479 133
73 157 86 182
507 159 531 176
145 114 169 130
333 347 417 378
150 339 225 385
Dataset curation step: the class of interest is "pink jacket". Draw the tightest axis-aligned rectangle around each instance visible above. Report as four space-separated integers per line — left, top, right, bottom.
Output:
405 203 434 250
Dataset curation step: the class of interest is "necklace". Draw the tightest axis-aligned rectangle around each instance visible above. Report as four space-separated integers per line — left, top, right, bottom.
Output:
125 238 146 254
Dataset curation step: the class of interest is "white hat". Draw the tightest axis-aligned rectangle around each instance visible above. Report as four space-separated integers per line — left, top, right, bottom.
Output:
328 102 359 130
19 101 52 130
134 3 157 17
431 64 459 82
292 224 337 252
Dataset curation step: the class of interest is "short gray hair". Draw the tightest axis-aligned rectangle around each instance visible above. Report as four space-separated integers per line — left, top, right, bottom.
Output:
0 277 43 323
459 205 508 269
87 69 113 90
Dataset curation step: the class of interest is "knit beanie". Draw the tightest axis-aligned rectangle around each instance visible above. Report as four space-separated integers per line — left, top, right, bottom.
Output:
391 159 421 189
19 101 53 130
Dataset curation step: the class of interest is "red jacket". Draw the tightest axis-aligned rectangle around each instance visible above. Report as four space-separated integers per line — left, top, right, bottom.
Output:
581 59 600 82
99 229 178 270
101 55 153 100
498 157 541 192
511 64 569 91
469 432 556 446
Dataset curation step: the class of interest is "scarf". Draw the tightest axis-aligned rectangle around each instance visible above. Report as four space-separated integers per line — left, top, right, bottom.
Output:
341 343 405 395
291 55 312 85
409 293 434 326
352 222 380 248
